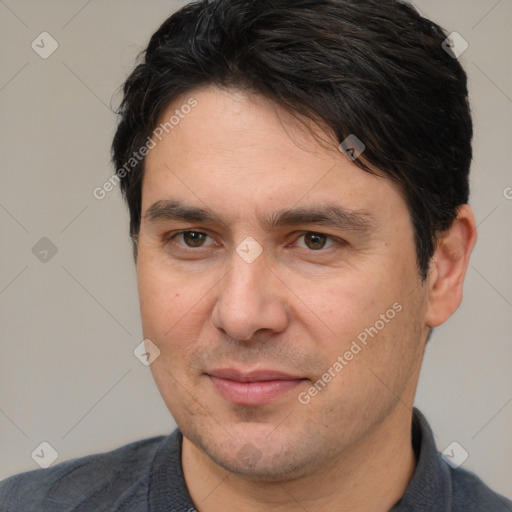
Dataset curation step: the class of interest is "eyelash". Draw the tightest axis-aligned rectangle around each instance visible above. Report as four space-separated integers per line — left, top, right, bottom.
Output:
164 230 343 252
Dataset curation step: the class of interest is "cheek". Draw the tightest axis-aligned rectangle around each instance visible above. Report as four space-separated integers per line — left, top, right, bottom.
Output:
305 268 418 369
137 255 203 337
302 272 385 335
137 266 172 338
137 257 217 383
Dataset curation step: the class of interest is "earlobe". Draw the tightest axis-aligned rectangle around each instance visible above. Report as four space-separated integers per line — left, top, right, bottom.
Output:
425 205 477 328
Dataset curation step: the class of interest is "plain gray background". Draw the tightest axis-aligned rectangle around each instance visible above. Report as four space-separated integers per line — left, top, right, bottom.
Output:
1 0 511 500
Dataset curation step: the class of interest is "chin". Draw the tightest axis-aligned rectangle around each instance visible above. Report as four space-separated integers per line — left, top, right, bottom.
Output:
187 420 321 481
208 443 316 481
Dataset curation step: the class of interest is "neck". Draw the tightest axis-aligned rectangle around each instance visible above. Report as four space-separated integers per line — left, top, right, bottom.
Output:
182 405 417 512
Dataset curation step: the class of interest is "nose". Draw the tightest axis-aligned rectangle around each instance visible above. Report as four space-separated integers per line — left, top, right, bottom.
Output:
211 250 289 341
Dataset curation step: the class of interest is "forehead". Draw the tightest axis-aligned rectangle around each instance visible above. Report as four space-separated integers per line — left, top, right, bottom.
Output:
141 86 406 225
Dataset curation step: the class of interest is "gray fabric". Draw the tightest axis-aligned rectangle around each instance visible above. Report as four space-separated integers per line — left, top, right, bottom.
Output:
391 410 512 511
0 409 510 511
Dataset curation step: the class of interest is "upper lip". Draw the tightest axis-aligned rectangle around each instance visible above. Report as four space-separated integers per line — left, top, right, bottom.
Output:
208 368 304 382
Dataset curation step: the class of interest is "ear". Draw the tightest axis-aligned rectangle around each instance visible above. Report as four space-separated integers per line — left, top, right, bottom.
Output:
425 205 477 328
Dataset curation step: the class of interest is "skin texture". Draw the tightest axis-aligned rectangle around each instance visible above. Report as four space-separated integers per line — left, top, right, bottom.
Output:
136 86 477 511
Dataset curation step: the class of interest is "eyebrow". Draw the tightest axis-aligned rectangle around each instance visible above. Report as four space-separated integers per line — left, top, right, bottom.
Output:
143 199 375 234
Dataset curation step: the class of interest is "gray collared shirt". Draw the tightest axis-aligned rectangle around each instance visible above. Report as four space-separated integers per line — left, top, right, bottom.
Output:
1 409 510 511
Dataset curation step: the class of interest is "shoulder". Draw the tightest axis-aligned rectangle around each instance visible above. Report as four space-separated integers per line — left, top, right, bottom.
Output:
448 463 512 511
398 409 512 512
0 434 170 512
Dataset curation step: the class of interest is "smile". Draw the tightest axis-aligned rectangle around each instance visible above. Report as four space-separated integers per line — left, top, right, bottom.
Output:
208 369 308 406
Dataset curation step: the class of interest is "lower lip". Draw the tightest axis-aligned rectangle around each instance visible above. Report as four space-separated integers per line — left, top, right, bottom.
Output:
209 376 306 406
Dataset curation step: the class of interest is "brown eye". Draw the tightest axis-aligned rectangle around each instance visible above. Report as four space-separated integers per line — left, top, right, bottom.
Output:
303 233 329 250
179 231 209 247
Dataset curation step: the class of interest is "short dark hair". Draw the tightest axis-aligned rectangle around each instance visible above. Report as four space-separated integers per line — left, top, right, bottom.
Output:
112 0 472 280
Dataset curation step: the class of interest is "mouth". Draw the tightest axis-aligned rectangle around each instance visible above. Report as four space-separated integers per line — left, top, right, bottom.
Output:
207 368 308 406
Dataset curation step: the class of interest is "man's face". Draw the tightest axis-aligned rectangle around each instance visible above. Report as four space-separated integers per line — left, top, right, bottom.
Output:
137 86 430 479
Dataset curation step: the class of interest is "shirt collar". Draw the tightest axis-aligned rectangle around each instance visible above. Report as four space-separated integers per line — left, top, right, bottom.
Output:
149 408 452 511
391 407 452 511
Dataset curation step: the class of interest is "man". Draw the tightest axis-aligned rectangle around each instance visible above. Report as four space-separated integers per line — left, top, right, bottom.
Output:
1 0 510 510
